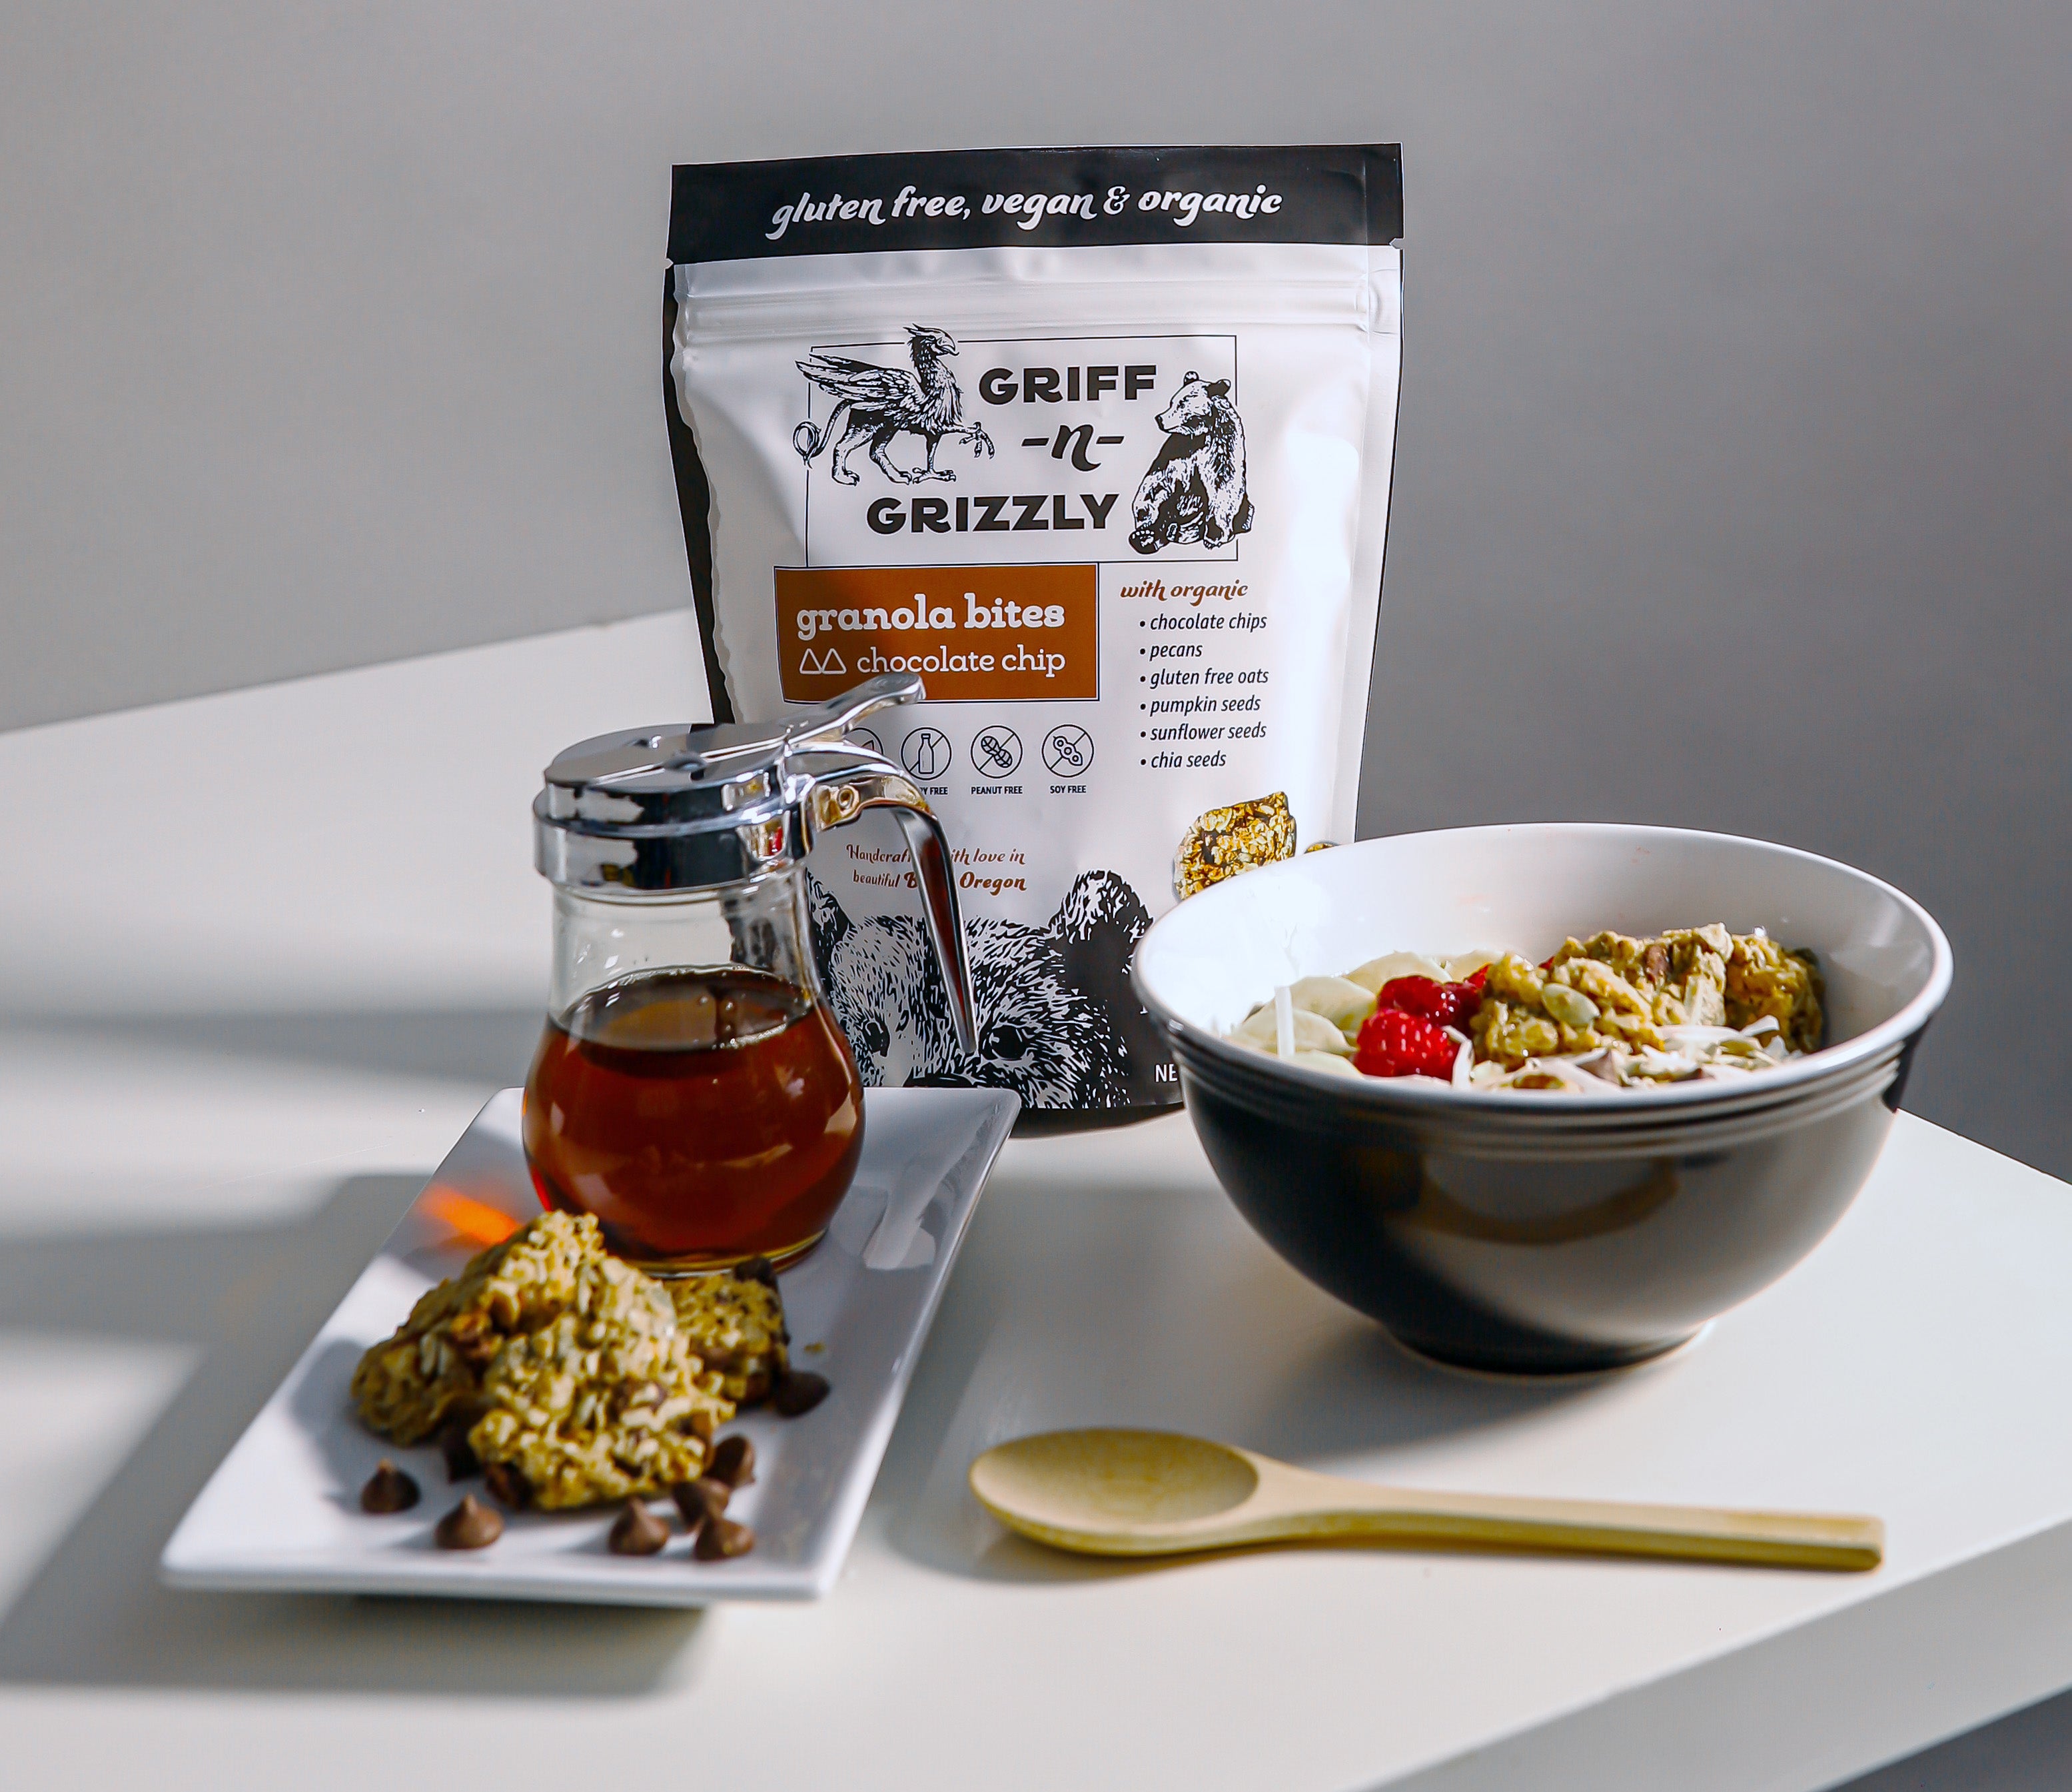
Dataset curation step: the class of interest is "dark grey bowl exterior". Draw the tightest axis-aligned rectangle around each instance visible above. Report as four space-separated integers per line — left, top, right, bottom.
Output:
1171 1028 1925 1372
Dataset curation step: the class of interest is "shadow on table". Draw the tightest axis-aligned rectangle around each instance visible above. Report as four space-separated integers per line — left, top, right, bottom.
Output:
17 1006 544 1090
0 1173 706 1699
867 1128 1625 1587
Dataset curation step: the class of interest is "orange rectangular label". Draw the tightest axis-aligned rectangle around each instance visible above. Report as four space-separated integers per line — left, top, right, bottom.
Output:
774 564 1098 702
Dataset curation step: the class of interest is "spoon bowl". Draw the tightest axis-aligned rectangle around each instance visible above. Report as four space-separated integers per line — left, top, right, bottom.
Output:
970 1428 1883 1571
971 1429 1261 1540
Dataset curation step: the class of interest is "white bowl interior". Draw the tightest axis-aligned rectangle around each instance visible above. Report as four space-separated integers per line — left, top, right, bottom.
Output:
1136 824 1945 1055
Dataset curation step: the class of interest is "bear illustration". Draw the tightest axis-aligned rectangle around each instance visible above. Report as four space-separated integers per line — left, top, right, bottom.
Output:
1129 372 1253 555
807 869 1167 1111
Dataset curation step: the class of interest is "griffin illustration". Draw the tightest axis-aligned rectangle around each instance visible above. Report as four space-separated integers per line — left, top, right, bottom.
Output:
793 325 995 485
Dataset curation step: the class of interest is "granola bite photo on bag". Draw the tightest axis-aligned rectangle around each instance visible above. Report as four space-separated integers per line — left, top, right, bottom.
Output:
664 145 1404 1128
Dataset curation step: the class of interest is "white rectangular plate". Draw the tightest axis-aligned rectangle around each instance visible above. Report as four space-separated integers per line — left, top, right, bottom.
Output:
161 1084 1018 1605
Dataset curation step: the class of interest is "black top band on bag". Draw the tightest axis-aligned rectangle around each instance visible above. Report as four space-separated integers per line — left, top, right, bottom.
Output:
669 145 1402 265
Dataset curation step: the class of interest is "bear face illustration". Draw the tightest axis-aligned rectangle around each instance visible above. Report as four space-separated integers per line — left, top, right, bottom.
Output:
1129 372 1254 555
807 869 1165 1111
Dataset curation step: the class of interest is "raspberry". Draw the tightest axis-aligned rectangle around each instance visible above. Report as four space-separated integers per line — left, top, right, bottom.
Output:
1354 1007 1458 1080
1377 975 1483 1031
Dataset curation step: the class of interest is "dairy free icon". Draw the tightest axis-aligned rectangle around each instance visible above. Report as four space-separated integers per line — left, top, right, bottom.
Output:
1043 726 1094 776
900 728 953 780
971 726 1023 776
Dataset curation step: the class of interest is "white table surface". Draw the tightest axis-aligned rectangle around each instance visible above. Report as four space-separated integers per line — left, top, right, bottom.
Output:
4 615 2069 1792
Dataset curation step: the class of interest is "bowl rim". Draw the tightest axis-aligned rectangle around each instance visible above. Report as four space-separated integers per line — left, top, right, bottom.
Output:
1131 822 1954 1115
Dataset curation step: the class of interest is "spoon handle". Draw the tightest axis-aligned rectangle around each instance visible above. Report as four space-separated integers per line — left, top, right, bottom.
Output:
1251 1465 1883 1571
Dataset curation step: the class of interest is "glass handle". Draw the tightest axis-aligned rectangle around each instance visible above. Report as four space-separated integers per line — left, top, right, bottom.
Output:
799 752 980 1056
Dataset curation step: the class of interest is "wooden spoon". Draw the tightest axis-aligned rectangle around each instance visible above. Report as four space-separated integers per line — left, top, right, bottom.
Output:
969 1429 1882 1572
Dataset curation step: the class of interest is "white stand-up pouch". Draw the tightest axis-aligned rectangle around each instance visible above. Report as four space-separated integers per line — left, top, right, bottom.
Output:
666 146 1403 1128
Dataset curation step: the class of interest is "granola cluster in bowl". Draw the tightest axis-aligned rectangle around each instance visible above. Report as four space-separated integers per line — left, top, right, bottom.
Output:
1227 923 1825 1094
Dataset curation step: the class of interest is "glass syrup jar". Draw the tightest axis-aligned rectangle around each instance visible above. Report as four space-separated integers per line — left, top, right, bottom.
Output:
524 674 976 1274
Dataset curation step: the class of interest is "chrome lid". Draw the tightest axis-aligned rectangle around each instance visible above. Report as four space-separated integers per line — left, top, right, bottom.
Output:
534 672 927 894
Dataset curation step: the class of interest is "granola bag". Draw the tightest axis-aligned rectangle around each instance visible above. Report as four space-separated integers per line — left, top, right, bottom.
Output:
665 146 1403 1125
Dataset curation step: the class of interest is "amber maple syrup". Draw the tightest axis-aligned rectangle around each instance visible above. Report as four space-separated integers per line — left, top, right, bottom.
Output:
522 966 865 1273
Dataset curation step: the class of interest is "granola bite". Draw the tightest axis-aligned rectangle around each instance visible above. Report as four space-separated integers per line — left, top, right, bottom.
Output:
1175 792 1298 899
351 1212 739 1509
466 1255 732 1510
670 1274 789 1406
349 1210 602 1445
1471 950 1672 1069
1550 926 1732 1030
1723 932 1824 1052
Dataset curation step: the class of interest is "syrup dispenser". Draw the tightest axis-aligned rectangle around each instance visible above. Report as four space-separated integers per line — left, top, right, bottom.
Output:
524 674 976 1273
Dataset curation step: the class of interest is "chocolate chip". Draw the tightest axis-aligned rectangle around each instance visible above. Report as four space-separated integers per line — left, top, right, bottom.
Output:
484 1460 532 1510
671 1476 731 1530
680 1407 717 1443
708 1434 756 1488
733 1256 777 1289
692 1515 756 1560
359 1459 420 1513
772 1369 830 1417
438 1419 480 1481
434 1494 504 1549
607 1497 670 1557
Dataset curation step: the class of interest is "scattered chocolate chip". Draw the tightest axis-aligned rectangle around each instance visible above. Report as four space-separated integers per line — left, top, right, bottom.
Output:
733 1256 777 1289
708 1434 756 1488
608 1497 671 1557
772 1369 831 1417
359 1459 420 1513
438 1419 481 1481
484 1460 532 1510
1643 943 1670 983
693 1515 756 1561
434 1494 504 1550
671 1476 731 1530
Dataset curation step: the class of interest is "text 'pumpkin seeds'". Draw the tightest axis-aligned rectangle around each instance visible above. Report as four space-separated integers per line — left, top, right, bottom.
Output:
665 146 1404 1124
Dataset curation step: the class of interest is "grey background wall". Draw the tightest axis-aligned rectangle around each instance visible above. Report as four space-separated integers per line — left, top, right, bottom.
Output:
1 7 2067 1778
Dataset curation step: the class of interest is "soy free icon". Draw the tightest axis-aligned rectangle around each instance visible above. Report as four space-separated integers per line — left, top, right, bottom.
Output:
1043 726 1095 777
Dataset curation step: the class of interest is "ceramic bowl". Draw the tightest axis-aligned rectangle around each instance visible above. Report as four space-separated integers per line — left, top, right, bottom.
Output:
1131 824 1952 1373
